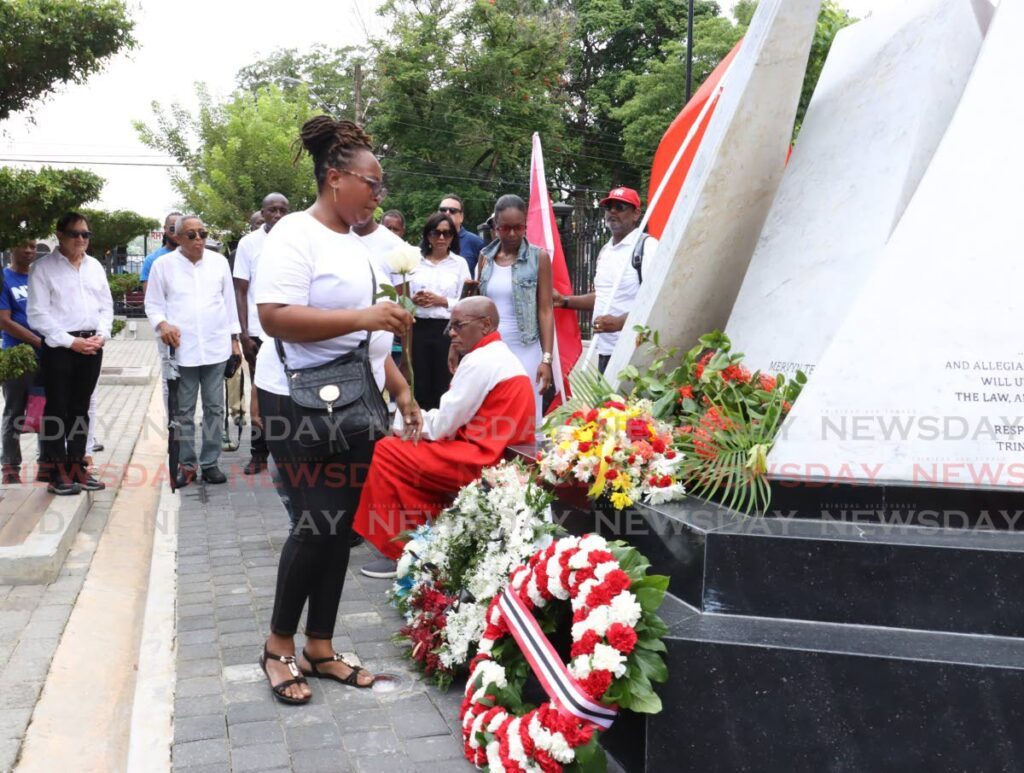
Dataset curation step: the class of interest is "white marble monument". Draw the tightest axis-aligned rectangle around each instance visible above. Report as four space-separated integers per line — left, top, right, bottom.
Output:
770 0 1024 490
725 0 992 377
600 0 822 387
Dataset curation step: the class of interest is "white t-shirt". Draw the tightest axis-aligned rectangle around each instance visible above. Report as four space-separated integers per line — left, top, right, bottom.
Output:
356 223 409 286
407 254 471 320
252 211 394 396
232 226 268 338
592 231 659 355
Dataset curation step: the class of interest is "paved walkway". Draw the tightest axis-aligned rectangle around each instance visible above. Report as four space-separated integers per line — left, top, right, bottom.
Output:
171 416 475 772
0 340 155 771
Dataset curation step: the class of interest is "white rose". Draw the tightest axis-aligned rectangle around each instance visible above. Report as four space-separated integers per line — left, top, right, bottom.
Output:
386 244 421 275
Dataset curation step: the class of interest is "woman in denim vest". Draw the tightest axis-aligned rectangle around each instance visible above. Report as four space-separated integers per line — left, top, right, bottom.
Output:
473 194 554 426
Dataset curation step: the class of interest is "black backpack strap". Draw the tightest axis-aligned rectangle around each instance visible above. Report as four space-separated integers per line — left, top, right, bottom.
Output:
631 234 649 284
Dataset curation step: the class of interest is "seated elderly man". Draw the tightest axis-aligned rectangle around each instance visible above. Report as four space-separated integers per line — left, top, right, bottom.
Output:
355 297 535 578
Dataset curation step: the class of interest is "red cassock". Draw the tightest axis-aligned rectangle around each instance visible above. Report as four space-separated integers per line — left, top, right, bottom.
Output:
353 332 535 558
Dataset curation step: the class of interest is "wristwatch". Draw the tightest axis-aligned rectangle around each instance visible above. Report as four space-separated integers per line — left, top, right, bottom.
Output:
541 352 553 365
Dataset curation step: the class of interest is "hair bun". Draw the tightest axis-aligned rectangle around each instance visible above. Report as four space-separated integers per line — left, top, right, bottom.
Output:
299 115 339 156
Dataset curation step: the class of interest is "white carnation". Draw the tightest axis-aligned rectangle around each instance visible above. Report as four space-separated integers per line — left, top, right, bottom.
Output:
608 590 643 628
571 605 610 639
568 655 592 679
591 642 628 678
528 714 575 764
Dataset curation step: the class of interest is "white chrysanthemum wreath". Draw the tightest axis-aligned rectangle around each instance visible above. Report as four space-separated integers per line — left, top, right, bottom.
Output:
460 534 669 773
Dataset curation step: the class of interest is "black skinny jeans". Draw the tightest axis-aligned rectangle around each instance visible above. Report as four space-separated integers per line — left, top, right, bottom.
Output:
411 317 453 411
259 388 374 639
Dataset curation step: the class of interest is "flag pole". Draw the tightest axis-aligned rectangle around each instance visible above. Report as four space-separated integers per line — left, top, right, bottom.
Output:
686 0 695 103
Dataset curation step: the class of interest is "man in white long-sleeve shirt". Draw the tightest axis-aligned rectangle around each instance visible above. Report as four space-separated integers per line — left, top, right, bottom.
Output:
27 212 114 495
146 215 242 487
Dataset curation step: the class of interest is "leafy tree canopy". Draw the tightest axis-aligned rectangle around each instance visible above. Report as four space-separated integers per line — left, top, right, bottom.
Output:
135 86 316 241
0 0 136 121
0 167 104 249
236 45 373 123
371 0 573 234
80 208 159 266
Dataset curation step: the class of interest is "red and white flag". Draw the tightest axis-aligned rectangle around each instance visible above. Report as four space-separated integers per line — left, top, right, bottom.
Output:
527 132 581 405
645 40 742 239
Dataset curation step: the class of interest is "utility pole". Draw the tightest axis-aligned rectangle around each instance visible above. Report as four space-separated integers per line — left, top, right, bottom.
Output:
353 62 363 122
685 0 695 104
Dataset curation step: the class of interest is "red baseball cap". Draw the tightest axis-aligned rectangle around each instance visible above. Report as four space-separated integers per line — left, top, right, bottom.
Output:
599 187 641 209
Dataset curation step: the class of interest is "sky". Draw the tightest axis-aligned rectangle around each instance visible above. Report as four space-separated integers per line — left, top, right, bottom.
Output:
0 0 891 223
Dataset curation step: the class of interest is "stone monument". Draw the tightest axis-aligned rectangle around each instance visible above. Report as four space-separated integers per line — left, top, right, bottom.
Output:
725 0 992 377
600 0 823 387
769 0 1022 490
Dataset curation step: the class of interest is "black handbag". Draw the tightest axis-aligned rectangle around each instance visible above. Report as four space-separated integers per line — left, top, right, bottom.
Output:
275 261 389 456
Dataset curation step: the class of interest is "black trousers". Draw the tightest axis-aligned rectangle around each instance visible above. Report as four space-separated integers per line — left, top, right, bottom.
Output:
244 337 269 460
598 354 611 374
411 318 453 411
259 388 374 639
40 344 102 481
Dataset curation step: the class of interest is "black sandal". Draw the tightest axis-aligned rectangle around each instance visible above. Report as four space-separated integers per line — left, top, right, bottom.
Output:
300 649 375 688
259 645 311 705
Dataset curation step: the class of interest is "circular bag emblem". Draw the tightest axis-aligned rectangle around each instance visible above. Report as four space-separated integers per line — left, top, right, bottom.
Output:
319 384 340 403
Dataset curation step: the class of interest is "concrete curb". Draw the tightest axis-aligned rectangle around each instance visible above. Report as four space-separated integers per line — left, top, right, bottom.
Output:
126 483 178 772
0 490 91 585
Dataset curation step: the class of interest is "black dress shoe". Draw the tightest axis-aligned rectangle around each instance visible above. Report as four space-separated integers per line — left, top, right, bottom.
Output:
201 466 227 484
243 457 267 475
175 466 198 489
47 478 81 496
2 466 21 485
79 474 106 492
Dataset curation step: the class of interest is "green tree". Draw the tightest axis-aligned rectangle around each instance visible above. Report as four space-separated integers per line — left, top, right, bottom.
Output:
371 0 573 234
135 86 316 241
612 0 856 178
0 0 136 120
557 0 724 191
0 167 104 249
81 208 159 269
236 45 375 123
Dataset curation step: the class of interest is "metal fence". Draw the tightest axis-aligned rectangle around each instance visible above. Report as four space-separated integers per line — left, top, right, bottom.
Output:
556 204 606 340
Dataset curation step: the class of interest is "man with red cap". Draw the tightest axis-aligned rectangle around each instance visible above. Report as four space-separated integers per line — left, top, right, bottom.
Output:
553 187 659 374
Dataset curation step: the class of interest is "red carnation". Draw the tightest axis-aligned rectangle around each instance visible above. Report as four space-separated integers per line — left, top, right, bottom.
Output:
604 568 631 596
678 384 694 400
651 438 666 454
571 410 584 420
578 441 591 453
660 475 672 487
588 549 615 564
606 623 639 654
585 583 615 608
759 373 780 391
665 450 677 460
585 409 599 423
695 351 714 379
626 418 649 441
604 400 627 411
580 669 613 700
604 469 618 481
571 629 601 658
572 608 588 623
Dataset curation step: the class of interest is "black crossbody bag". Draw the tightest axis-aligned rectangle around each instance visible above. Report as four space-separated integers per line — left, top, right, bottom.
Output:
275 261 389 456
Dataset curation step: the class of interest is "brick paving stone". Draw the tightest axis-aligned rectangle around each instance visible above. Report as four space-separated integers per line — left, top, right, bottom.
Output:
226 700 279 727
352 753 416 773
405 735 469 765
173 737 230 768
231 743 292 773
174 715 228 745
175 695 225 720
290 748 354 773
228 720 284 747
284 722 342 751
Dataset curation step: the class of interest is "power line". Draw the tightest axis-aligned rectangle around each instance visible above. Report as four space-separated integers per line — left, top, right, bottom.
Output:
0 158 182 168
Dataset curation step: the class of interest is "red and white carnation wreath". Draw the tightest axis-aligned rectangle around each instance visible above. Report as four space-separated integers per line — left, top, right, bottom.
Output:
459 534 669 772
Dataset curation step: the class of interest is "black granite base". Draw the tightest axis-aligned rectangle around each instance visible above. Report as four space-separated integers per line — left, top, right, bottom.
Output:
650 609 1024 772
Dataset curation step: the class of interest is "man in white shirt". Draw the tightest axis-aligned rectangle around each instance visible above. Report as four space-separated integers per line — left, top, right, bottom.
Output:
28 212 114 495
552 187 659 374
146 215 242 487
233 192 289 475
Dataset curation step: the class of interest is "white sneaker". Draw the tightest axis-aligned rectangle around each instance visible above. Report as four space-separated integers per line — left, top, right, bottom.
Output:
360 558 397 579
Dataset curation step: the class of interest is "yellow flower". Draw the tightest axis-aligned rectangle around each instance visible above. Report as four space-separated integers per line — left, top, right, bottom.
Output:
610 492 633 510
574 427 594 443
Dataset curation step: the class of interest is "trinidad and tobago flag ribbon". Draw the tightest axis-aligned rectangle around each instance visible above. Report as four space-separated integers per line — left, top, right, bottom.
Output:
497 587 618 730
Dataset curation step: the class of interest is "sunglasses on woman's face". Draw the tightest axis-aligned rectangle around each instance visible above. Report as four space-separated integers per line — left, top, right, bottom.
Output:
429 229 454 239
496 223 525 235
184 230 209 241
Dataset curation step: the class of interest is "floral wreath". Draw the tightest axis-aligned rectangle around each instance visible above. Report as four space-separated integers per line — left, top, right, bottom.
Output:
459 534 669 772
